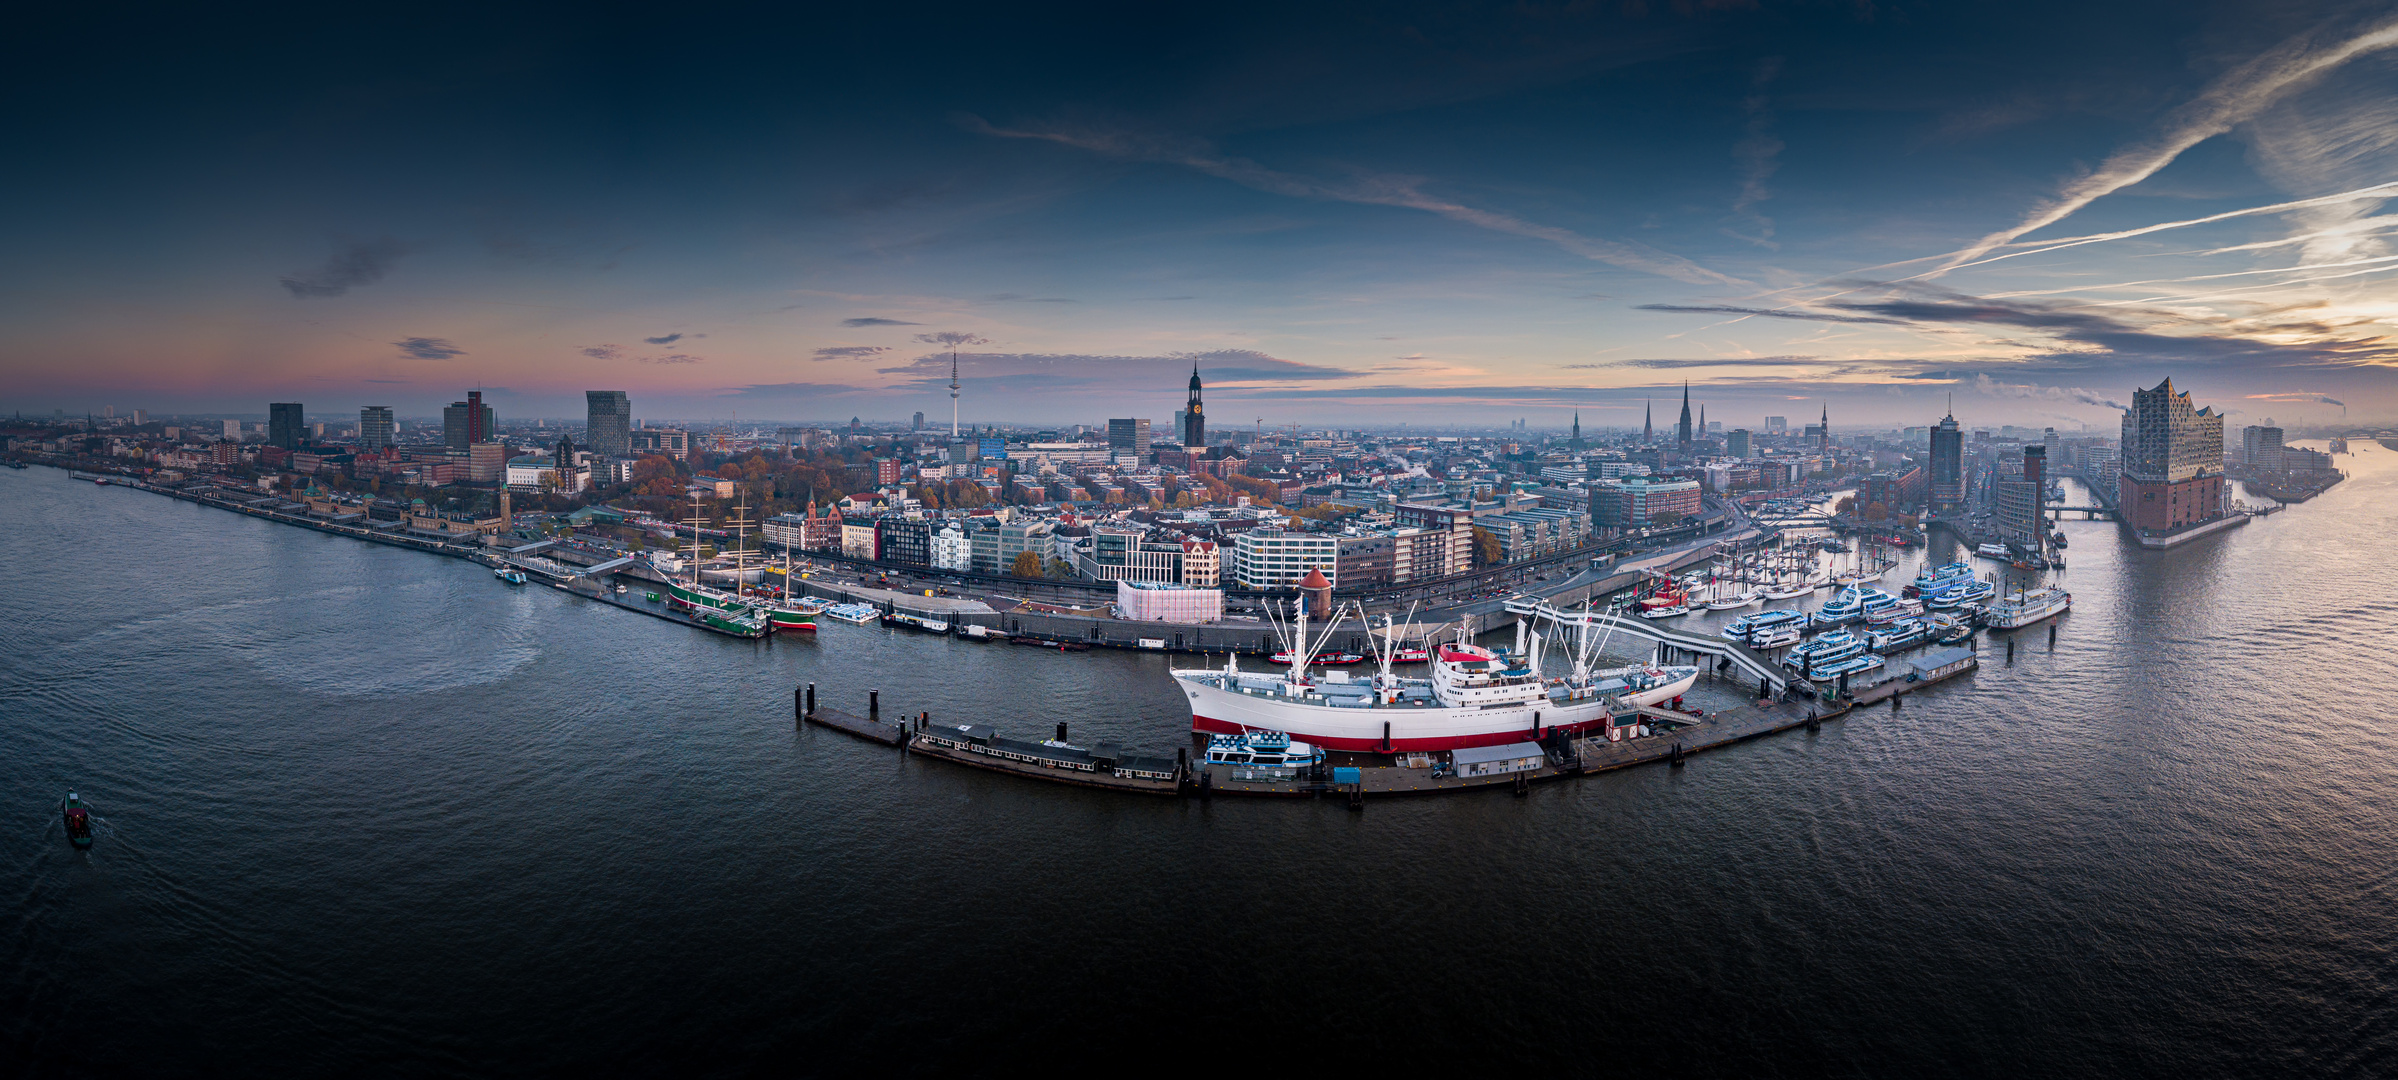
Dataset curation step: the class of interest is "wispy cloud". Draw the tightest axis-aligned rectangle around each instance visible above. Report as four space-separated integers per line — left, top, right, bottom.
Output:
283 237 407 299
912 331 992 348
842 316 920 327
643 333 684 345
393 336 465 360
813 345 890 361
1637 303 1905 325
1725 57 1784 250
580 344 625 361
638 353 703 365
1932 13 2398 274
961 115 1749 287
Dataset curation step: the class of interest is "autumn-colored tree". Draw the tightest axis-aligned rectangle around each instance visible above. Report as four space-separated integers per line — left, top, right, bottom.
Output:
1864 501 1889 521
1472 526 1502 566
1010 551 1042 577
1834 495 1858 515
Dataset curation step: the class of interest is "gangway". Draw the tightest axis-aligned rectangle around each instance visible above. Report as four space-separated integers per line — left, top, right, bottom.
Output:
1504 596 1792 695
575 556 635 577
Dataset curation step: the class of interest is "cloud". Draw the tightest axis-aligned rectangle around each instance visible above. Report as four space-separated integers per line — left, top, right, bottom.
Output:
282 237 407 298
643 333 684 345
1637 303 1906 325
962 115 1749 287
393 336 465 360
1725 57 1785 249
877 348 1352 387
1607 356 1822 369
580 344 625 361
1932 13 2398 273
2247 391 2347 406
639 353 704 365
813 345 890 361
362 378 410 384
912 331 993 348
1834 288 2398 372
842 316 920 327
1969 373 2127 410
987 293 1074 303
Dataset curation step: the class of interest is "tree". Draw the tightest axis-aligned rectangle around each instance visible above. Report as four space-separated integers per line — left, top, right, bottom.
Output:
1472 526 1502 567
1649 511 1682 528
1010 551 1042 578
1864 501 1889 521
1834 495 1858 515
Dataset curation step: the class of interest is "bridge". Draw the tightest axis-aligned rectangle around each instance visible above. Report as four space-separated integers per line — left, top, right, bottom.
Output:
2049 506 2117 519
1503 596 1792 695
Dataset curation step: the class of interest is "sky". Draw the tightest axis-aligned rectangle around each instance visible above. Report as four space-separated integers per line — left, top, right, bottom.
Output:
6 0 2398 432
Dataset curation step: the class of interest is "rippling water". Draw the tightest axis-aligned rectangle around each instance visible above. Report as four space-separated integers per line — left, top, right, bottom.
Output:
6 448 2396 1075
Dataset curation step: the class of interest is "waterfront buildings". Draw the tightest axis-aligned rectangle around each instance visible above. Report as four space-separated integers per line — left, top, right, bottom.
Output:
268 403 305 450
359 406 395 451
1929 412 1964 513
585 391 631 457
2119 377 2227 534
1590 476 1701 529
1231 529 1338 590
930 522 972 571
1117 579 1222 624
1994 444 2045 546
2240 423 2283 467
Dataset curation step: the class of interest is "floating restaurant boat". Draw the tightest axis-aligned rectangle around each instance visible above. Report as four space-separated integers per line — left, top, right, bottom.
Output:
1984 585 2072 630
1174 602 1698 753
1976 543 2013 559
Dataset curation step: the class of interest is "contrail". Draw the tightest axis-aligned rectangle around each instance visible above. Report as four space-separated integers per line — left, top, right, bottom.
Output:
1928 13 2398 276
1905 181 2398 279
961 115 1751 289
1986 251 2398 297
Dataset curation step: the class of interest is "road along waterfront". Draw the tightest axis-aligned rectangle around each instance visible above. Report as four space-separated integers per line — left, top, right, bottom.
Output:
7 445 2398 1074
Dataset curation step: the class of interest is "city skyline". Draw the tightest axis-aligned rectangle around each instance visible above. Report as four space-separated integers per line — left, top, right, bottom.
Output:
7 3 2398 429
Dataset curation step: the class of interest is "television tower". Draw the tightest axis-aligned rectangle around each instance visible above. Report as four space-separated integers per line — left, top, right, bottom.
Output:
949 346 961 439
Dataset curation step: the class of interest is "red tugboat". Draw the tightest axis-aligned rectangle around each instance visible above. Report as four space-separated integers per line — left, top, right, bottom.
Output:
62 793 93 849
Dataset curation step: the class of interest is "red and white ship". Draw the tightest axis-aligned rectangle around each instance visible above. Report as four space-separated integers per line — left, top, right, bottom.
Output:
1174 603 1697 754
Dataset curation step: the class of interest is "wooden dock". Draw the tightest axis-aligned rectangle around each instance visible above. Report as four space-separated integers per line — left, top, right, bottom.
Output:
904 739 1181 794
803 706 908 746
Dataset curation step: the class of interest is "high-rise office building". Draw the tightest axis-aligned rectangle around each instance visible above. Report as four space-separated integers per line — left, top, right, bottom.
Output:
2119 377 2226 534
1108 418 1151 456
912 411 925 431
268 402 305 449
1726 428 1752 458
444 390 495 449
1996 444 2046 545
1929 412 1964 513
1183 363 1205 448
2241 423 2284 467
584 391 631 456
630 427 689 461
360 406 396 451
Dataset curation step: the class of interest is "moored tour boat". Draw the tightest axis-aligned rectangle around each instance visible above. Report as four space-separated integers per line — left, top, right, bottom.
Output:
1984 585 2072 630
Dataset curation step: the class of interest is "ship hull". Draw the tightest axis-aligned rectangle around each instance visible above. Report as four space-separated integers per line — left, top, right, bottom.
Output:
1174 671 1696 753
769 611 818 631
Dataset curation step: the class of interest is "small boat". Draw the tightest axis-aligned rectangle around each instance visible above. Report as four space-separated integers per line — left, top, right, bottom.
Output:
820 602 879 625
1812 587 1865 626
1975 543 2013 560
62 793 92 849
1203 730 1325 771
1786 630 1865 670
494 567 526 585
1392 647 1431 663
1721 609 1805 642
881 610 951 635
959 623 1005 641
1638 603 1691 619
1705 589 1762 611
1868 618 1931 652
1809 653 1885 682
614 583 628 594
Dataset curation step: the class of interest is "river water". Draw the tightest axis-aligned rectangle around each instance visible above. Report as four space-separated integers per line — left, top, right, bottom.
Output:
6 447 2396 1076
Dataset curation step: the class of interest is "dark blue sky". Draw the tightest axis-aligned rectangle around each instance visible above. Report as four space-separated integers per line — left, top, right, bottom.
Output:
7 0 2395 429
